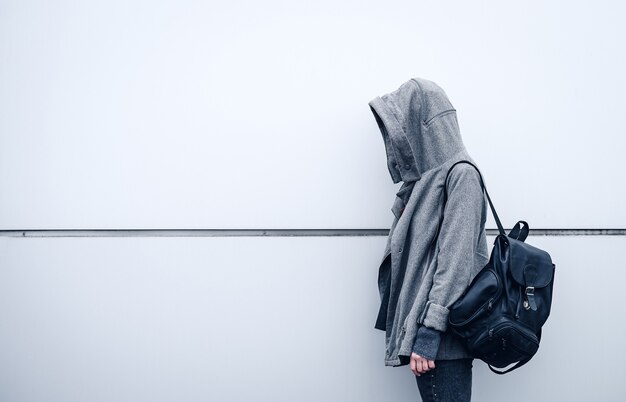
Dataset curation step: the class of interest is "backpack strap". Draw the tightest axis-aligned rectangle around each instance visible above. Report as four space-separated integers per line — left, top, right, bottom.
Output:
508 220 530 242
437 161 532 243
487 328 542 374
488 357 532 375
439 160 506 237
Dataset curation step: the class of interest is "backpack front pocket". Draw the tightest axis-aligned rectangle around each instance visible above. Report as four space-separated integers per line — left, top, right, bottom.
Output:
449 268 502 339
469 319 540 368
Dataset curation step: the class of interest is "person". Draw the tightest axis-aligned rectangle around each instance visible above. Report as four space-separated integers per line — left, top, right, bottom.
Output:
368 77 490 402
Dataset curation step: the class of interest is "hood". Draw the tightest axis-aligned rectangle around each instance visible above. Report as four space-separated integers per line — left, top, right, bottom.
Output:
368 77 467 184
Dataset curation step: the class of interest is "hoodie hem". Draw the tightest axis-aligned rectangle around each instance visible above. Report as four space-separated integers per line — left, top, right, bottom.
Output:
384 357 405 367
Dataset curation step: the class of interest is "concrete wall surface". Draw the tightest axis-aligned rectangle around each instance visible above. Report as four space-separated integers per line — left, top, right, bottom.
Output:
1 0 624 401
0 236 623 401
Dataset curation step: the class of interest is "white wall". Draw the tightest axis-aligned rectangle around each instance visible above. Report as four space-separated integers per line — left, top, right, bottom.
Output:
1 0 624 401
2 0 625 229
0 236 624 401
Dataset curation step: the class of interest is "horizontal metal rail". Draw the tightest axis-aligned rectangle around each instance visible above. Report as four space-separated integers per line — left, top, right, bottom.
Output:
0 228 625 237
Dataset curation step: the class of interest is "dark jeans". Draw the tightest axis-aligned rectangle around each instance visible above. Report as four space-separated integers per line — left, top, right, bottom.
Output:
414 358 473 402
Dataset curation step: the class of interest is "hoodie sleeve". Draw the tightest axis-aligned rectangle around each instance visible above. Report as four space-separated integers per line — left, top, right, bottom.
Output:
411 325 442 360
420 163 486 332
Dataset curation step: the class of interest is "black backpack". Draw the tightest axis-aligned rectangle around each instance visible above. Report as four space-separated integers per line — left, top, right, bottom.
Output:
442 160 556 374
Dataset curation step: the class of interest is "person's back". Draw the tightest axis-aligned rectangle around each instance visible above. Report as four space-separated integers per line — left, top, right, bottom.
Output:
368 77 489 402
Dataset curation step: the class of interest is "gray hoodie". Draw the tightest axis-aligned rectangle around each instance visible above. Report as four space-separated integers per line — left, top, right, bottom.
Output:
368 77 490 366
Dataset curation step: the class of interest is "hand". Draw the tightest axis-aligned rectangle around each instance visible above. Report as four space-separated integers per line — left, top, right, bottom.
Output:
410 352 435 376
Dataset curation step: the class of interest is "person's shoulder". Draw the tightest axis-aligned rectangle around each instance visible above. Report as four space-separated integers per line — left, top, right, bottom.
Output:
446 162 481 185
448 161 478 173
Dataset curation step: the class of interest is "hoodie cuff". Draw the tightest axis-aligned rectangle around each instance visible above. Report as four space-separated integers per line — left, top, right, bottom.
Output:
421 302 449 332
412 326 442 361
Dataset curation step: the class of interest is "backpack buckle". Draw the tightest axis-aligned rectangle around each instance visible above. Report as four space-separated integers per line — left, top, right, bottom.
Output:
524 286 537 311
